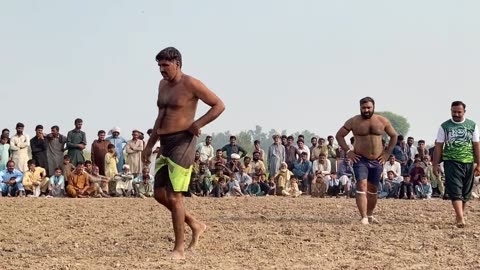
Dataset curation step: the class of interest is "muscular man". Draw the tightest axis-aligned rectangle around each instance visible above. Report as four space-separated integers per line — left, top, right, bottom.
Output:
433 101 480 228
142 47 225 260
335 97 397 225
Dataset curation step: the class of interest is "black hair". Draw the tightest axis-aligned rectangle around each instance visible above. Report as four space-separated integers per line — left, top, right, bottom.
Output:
360 96 375 106
451 101 466 109
155 47 182 68
98 130 106 135
35 125 43 130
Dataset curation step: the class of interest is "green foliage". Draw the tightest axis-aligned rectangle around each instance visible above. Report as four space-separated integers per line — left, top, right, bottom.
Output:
376 111 410 137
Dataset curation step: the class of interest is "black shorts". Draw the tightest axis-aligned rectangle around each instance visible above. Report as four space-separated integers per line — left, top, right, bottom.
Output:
444 160 474 202
154 130 196 192
352 156 382 186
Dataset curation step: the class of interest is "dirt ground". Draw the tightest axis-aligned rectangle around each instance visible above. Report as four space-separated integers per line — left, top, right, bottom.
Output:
1 197 480 270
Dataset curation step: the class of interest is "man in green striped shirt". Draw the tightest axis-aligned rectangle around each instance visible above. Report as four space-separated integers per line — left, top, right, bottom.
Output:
433 101 480 228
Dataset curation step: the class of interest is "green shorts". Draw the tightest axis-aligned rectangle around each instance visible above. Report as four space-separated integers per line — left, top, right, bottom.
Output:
444 160 474 202
154 130 196 192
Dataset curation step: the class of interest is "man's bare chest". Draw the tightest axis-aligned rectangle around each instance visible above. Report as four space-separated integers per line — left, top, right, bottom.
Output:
353 121 385 136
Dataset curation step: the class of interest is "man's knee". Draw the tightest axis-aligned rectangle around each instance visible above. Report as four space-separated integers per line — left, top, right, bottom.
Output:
356 180 367 191
167 191 184 206
154 188 168 205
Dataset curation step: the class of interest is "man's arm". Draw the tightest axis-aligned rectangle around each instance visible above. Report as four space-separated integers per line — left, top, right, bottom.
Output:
432 127 445 168
383 118 398 154
335 118 353 153
66 132 76 149
190 78 225 132
238 146 247 158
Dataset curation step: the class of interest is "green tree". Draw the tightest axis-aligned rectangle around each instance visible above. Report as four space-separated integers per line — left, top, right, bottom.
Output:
376 111 410 137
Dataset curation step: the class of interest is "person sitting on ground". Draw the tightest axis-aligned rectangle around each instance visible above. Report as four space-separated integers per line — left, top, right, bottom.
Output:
337 157 355 197
112 164 134 197
282 176 302 197
23 159 50 197
274 162 293 196
198 163 212 196
211 177 227 197
188 173 203 197
381 170 402 199
234 164 252 194
49 167 65 197
399 175 414 199
88 165 111 198
226 175 243 197
267 175 276 195
416 175 433 199
327 173 340 197
67 161 97 198
133 167 154 198
246 177 262 196
0 160 25 197
311 170 328 198
60 155 75 190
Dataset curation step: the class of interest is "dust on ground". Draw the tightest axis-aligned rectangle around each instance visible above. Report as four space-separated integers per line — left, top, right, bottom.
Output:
1 196 479 270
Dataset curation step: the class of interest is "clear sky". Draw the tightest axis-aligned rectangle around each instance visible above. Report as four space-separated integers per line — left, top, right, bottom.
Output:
1 0 479 144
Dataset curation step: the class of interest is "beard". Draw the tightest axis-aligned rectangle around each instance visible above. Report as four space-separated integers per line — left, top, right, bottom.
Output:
361 110 374 119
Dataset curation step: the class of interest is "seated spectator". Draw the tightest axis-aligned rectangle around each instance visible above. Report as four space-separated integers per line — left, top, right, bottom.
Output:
212 163 230 186
0 160 24 197
250 151 266 177
246 177 262 196
242 156 253 175
198 163 212 196
226 153 242 174
399 175 414 199
192 151 201 175
87 165 111 197
327 173 340 197
226 175 243 197
274 162 293 196
258 173 269 196
234 165 252 194
416 175 433 199
208 149 226 172
382 155 402 181
189 174 203 197
426 162 445 197
472 172 480 199
267 175 276 196
133 167 154 198
211 177 227 197
337 157 355 197
410 158 425 190
293 152 312 194
67 162 97 198
112 164 134 197
282 176 302 197
23 159 50 197
381 170 402 198
49 167 65 197
311 171 327 198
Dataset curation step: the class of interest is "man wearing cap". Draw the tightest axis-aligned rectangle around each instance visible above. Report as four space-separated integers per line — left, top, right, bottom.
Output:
30 125 49 175
267 135 285 177
66 118 87 166
106 126 127 173
10 122 30 172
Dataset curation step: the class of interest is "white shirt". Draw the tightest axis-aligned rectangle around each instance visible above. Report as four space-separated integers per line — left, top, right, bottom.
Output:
382 161 402 179
312 159 331 175
196 142 215 163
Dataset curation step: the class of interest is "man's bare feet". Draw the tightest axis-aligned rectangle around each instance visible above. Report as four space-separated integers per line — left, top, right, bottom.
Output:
188 222 207 250
171 250 185 260
456 217 466 228
360 217 369 225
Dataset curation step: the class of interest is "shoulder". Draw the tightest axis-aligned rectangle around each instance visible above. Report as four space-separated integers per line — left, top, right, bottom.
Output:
374 114 390 124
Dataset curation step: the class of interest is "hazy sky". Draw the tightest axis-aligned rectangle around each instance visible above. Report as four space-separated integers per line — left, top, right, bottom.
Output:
1 1 479 144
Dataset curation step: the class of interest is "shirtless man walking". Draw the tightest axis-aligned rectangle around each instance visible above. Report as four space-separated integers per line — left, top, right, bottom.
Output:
142 47 225 259
335 97 397 224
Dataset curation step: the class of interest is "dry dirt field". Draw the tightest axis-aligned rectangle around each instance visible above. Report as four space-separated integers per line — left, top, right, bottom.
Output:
1 196 480 270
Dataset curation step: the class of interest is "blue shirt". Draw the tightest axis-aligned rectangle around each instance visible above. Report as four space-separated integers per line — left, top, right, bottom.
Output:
0 169 23 184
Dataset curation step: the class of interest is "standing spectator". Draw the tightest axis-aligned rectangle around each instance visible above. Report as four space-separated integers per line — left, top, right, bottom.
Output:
221 136 247 162
267 135 285 177
0 135 10 171
30 125 49 175
106 127 127 173
196 136 214 163
126 130 144 176
1 129 10 144
66 118 87 166
10 122 30 172
91 130 110 176
253 140 265 161
46 125 67 176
